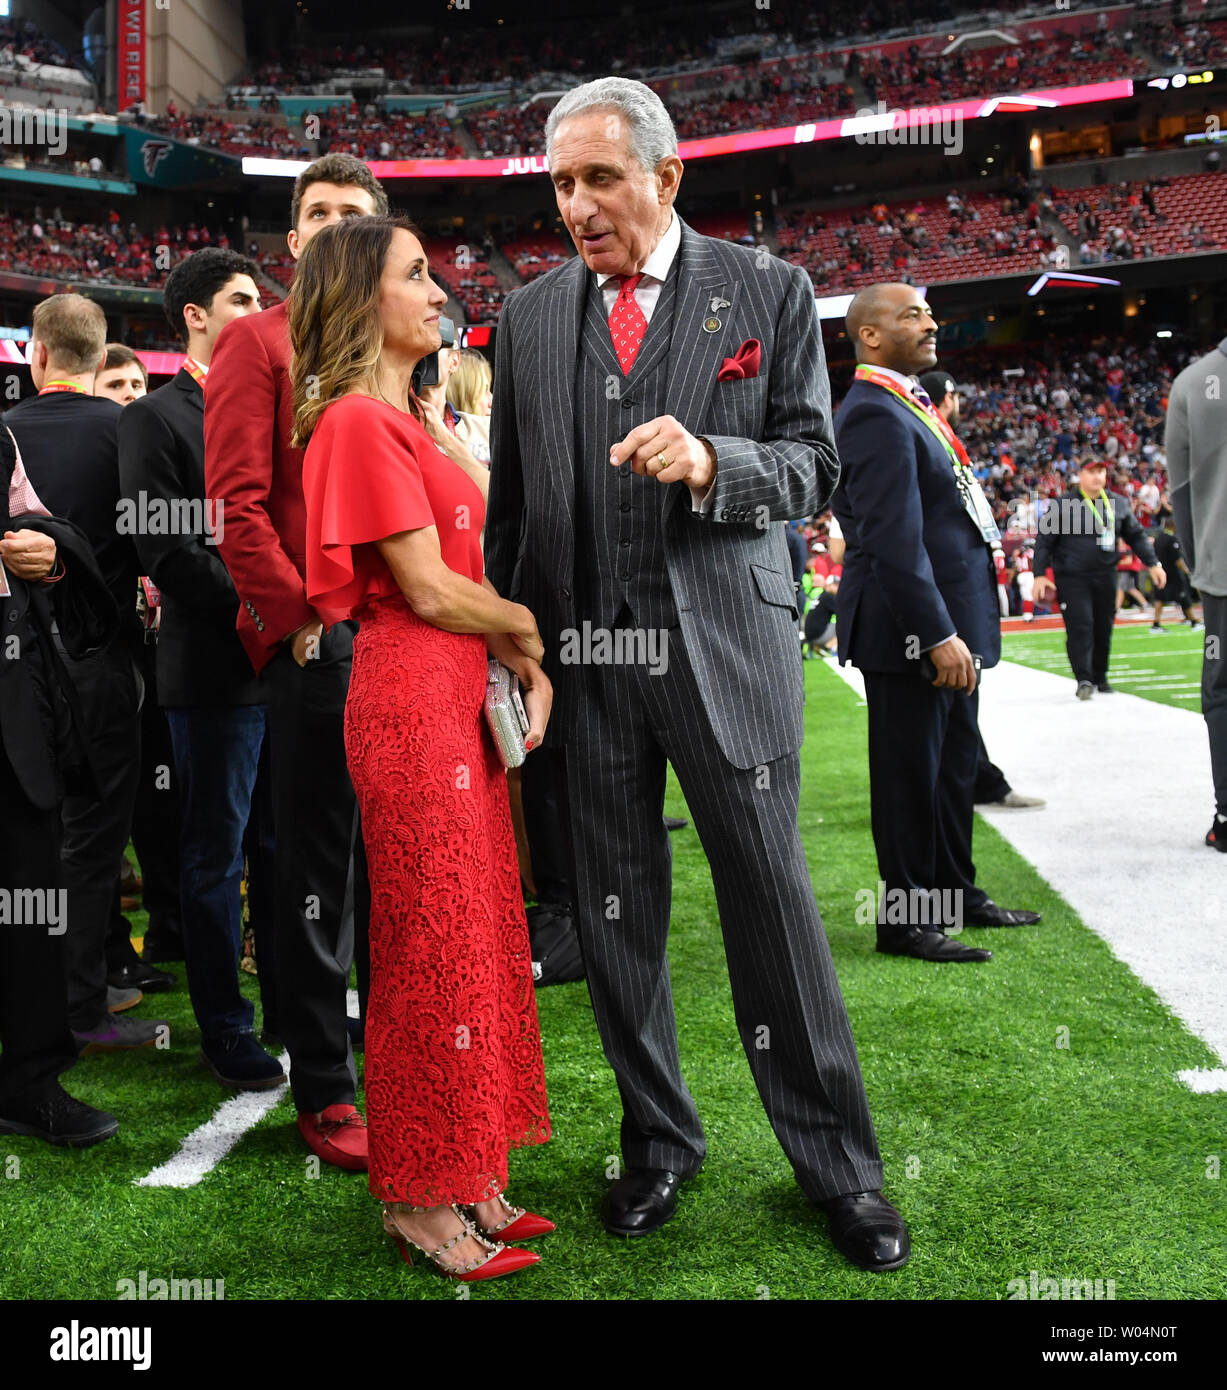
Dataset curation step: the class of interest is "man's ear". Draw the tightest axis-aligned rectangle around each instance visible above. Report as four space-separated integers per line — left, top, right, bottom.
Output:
287 227 301 259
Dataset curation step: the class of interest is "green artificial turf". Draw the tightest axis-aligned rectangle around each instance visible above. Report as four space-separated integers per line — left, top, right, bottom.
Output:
1003 621 1206 712
2 659 1223 1302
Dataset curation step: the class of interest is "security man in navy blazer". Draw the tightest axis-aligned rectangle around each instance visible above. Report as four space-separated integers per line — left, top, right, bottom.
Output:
832 283 1040 964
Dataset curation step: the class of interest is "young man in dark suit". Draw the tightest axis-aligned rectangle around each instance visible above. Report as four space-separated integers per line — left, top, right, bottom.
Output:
204 154 389 1168
3 295 168 1053
118 248 281 1091
832 283 1041 965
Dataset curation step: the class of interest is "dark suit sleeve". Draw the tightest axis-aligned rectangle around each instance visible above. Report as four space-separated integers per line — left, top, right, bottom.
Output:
485 294 525 598
700 263 836 524
839 400 956 653
1118 497 1158 567
119 397 237 608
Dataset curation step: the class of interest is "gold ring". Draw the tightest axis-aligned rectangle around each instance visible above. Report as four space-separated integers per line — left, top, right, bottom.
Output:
656 452 668 469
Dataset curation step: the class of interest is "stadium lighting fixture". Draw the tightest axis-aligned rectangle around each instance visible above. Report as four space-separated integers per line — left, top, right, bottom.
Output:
1027 271 1122 296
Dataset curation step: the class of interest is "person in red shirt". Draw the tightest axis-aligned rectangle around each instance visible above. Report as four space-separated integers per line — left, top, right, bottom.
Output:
204 154 389 1171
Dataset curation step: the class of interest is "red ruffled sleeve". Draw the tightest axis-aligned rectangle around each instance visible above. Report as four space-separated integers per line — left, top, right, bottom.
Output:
304 395 435 624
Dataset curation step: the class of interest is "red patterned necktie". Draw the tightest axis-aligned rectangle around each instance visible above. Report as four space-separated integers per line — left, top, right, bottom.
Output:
608 272 647 375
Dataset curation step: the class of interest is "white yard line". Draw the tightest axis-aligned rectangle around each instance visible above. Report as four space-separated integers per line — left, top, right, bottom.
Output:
136 996 363 1188
826 657 1227 1092
135 1052 291 1189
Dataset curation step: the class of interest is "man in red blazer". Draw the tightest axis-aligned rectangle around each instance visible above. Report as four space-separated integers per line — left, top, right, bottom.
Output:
204 153 389 1169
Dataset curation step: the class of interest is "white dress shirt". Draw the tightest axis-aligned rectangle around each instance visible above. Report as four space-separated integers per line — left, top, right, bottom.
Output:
596 210 682 321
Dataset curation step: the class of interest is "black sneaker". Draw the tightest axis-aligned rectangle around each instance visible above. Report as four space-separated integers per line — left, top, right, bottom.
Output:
1096 681 1114 693
0 1084 118 1147
73 1013 166 1055
1207 816 1227 853
200 1033 284 1091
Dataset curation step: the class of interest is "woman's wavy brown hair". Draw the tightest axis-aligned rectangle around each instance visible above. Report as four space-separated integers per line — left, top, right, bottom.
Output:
289 213 424 448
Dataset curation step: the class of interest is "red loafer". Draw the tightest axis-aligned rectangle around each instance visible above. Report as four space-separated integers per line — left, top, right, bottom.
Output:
297 1104 369 1171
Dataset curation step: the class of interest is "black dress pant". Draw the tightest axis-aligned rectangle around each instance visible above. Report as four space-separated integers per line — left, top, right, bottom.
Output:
1056 568 1116 685
57 638 141 1031
261 623 369 1113
519 744 575 907
863 669 991 934
1202 593 1227 818
243 734 279 1035
129 641 183 960
973 728 1011 803
0 747 77 1106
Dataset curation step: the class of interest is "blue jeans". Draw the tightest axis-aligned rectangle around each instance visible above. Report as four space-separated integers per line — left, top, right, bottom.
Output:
166 706 267 1044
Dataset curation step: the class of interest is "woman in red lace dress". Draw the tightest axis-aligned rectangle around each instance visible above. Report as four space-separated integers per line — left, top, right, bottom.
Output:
289 215 552 1282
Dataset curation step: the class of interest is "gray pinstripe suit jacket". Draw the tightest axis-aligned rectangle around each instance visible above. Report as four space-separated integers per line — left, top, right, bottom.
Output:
485 219 839 769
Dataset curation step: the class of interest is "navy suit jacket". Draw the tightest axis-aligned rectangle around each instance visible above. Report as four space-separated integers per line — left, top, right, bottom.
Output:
831 379 1000 675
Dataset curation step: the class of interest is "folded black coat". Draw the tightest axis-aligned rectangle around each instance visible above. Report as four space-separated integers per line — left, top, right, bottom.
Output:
2 432 119 810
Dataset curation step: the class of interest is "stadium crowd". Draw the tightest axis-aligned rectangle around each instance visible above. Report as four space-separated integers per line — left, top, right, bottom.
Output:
0 212 235 287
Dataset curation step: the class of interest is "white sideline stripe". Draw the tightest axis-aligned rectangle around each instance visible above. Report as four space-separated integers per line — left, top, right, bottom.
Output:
824 657 1227 1085
136 995 363 1189
1177 1068 1227 1093
135 1052 291 1189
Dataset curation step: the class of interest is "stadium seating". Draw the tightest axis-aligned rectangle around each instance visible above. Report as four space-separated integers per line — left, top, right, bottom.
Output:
0 214 234 288
1055 173 1227 263
778 189 1057 292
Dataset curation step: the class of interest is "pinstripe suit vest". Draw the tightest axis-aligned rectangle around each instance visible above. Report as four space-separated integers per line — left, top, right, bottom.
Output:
573 269 680 631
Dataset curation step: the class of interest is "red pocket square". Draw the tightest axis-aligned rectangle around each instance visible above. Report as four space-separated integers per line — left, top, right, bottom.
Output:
717 338 762 382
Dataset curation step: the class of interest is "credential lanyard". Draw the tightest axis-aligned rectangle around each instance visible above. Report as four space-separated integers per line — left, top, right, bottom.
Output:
854 364 1002 551
1080 487 1116 551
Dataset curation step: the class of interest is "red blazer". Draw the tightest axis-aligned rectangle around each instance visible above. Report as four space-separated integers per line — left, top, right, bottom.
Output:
204 299 313 673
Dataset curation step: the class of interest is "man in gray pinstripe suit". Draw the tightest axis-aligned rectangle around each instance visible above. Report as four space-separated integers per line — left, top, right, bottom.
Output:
485 77 909 1271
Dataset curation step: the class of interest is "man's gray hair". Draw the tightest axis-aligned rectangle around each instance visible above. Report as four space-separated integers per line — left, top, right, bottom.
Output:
545 77 678 172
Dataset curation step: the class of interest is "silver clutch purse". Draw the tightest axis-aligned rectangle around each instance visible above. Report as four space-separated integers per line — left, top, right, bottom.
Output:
483 659 531 768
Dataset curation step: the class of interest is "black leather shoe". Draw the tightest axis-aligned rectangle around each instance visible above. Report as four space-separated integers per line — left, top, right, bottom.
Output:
877 927 991 962
822 1190 911 1271
963 901 1042 927
108 960 176 992
0 1084 118 1148
602 1168 682 1236
664 815 688 832
1096 681 1114 693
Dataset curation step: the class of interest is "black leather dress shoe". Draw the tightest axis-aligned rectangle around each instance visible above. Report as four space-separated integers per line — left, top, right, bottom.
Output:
664 815 688 832
962 901 1042 927
602 1168 682 1236
108 960 176 992
877 927 991 962
1096 681 1114 693
822 1191 910 1271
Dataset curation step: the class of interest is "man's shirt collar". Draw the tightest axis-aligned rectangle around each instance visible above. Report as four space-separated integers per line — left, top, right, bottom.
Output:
596 211 680 290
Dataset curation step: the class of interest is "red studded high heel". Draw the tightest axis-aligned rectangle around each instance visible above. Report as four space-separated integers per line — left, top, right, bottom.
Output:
382 1203 540 1282
466 1192 555 1243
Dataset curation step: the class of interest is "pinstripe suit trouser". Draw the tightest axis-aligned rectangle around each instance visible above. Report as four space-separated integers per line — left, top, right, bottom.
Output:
564 619 885 1201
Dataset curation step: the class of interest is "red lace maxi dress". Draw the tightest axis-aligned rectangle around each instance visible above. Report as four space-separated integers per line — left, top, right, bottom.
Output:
302 394 549 1206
